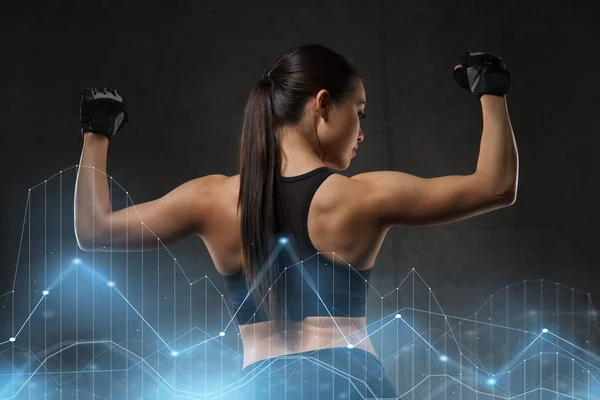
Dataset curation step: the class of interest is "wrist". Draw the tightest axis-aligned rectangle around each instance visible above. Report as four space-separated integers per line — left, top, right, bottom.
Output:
480 94 506 106
83 132 110 144
480 94 506 100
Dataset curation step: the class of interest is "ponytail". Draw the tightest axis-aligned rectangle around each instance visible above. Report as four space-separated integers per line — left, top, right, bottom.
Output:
238 76 290 337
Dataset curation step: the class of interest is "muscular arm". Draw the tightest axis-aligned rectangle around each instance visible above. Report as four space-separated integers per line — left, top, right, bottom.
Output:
74 133 223 252
353 94 518 228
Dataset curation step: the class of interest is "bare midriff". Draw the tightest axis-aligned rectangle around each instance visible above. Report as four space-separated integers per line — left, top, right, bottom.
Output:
238 315 378 369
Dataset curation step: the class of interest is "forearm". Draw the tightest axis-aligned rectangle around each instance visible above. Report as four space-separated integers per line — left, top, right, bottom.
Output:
475 95 519 198
74 133 111 245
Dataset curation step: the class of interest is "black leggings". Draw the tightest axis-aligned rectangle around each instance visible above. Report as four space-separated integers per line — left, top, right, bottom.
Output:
233 347 399 399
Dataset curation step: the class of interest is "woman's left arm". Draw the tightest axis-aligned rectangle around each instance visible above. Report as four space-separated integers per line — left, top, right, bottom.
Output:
74 133 224 252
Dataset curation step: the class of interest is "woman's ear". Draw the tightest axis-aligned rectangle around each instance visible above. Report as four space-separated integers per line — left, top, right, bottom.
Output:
315 89 330 119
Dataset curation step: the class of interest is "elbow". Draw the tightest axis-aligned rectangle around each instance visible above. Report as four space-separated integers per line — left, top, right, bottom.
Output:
500 164 519 206
77 243 94 252
74 218 108 252
500 191 517 206
74 216 93 251
477 170 518 207
74 226 104 252
75 231 93 252
490 172 518 206
495 185 517 206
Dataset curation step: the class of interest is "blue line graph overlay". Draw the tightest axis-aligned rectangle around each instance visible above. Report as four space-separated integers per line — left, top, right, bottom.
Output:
0 166 599 399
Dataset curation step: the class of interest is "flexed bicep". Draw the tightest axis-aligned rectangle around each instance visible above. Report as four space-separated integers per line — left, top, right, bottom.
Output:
77 175 225 252
74 86 226 252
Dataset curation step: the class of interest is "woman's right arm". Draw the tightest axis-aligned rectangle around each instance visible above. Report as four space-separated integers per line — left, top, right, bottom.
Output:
351 94 518 228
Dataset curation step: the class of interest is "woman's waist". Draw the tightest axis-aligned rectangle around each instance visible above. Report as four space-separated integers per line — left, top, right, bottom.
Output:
241 342 380 373
240 315 368 332
238 317 370 346
239 319 377 369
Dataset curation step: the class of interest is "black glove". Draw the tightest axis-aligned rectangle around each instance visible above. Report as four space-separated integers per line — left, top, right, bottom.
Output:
452 51 511 99
80 87 129 140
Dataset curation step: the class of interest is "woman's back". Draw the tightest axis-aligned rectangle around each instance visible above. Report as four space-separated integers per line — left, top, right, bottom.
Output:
202 167 389 369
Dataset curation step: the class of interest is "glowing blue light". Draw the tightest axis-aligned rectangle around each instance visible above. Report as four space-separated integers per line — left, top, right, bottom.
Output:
9 337 15 342
439 355 448 362
395 314 401 319
72 258 82 265
487 378 496 385
171 351 179 357
279 237 289 244
219 331 225 337
347 344 354 349
107 281 115 288
542 328 548 333
42 290 49 296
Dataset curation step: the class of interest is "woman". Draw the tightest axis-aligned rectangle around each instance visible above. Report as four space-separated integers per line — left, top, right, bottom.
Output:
74 44 518 399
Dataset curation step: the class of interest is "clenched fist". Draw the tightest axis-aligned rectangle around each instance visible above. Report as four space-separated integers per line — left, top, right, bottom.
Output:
80 87 129 140
453 51 511 99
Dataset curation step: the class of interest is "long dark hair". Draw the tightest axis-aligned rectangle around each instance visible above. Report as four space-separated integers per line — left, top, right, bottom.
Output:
237 44 360 338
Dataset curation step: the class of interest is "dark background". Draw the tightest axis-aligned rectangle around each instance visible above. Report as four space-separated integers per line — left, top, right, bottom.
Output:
1 0 599 337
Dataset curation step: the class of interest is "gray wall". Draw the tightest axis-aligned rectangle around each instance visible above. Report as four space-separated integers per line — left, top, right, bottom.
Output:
1 0 598 323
